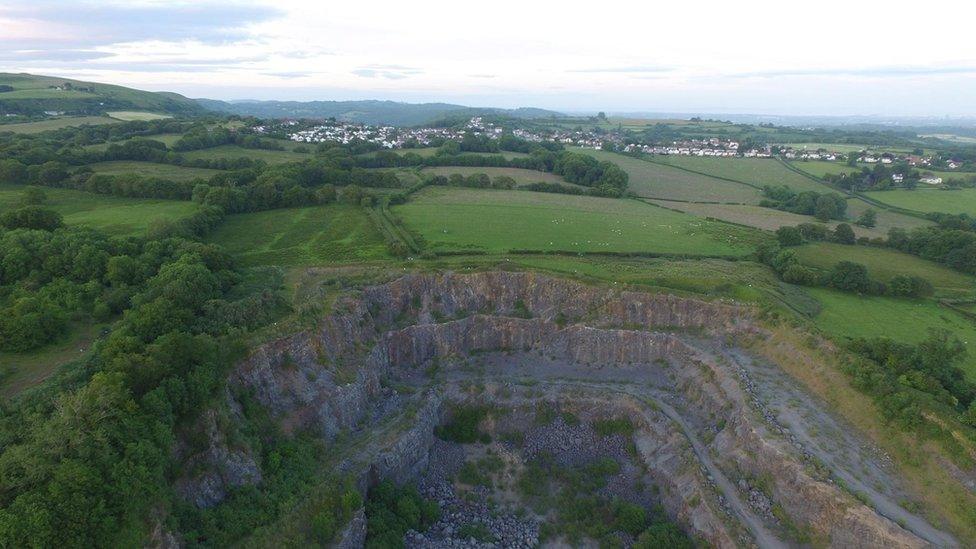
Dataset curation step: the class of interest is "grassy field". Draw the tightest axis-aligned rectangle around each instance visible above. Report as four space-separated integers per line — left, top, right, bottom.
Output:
0 116 119 134
654 156 829 193
571 148 764 203
419 166 570 185
808 287 976 379
648 200 893 238
844 199 932 234
106 111 172 121
789 160 862 179
794 243 975 294
863 188 976 215
88 160 221 181
84 133 186 151
395 187 760 256
180 144 311 164
0 184 198 235
0 321 104 399
207 205 388 266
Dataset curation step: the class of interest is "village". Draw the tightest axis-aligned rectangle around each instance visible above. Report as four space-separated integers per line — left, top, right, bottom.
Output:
264 116 960 176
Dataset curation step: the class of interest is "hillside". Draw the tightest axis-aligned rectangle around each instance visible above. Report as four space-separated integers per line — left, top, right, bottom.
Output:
0 73 205 118
196 97 561 125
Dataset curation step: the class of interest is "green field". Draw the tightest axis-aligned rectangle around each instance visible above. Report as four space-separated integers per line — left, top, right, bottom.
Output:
789 160 862 179
571 148 764 203
654 156 829 193
84 132 186 151
0 184 198 235
206 205 388 266
88 161 221 181
808 287 976 379
794 242 975 293
780 143 868 153
180 144 310 164
863 188 976 215
844 199 932 234
0 116 119 134
395 187 759 256
420 166 571 186
649 200 890 238
107 111 172 121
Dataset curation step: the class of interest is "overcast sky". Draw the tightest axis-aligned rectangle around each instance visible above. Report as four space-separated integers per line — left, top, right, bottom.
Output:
3 0 976 116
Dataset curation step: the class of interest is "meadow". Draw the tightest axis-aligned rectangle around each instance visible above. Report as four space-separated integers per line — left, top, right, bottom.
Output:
0 116 118 134
88 160 222 181
788 160 861 179
0 183 199 235
863 188 976 215
206 205 389 266
419 166 571 185
106 111 172 121
844 199 932 234
648 200 892 238
654 156 829 193
794 242 975 294
394 187 760 256
808 287 976 379
571 148 764 203
84 133 186 150
180 144 311 164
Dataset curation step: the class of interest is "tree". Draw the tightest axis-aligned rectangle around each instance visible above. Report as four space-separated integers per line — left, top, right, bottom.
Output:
21 186 47 206
0 206 64 231
856 208 877 228
832 223 856 244
825 261 873 293
776 226 803 246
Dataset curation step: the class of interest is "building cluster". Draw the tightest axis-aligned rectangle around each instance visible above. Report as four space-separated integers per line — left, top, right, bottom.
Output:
624 139 775 158
283 121 466 149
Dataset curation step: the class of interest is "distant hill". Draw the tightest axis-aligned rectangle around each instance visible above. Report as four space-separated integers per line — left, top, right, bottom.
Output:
196 98 562 126
0 73 205 118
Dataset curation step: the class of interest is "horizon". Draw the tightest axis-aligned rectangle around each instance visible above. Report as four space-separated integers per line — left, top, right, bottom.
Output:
3 1 976 117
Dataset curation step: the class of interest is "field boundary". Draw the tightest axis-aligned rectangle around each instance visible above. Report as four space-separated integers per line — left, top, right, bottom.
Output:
638 154 765 190
370 200 422 254
777 157 842 190
781 158 932 220
506 249 748 261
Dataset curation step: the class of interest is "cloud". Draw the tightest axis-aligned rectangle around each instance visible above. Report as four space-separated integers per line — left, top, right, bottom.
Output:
568 65 673 74
263 71 313 79
0 49 114 62
732 65 976 78
352 65 423 79
0 2 282 48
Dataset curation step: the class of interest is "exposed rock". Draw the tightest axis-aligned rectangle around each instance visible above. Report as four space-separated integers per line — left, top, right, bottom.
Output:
175 272 952 548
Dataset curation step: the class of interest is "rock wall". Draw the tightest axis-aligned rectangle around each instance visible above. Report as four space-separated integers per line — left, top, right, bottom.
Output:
174 272 945 548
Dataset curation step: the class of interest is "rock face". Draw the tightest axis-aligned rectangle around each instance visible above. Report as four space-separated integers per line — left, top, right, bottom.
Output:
177 272 953 548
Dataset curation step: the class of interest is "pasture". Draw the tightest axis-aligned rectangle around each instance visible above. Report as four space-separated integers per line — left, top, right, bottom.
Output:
794 242 975 294
807 287 976 379
789 160 862 179
571 148 764 203
83 133 185 151
654 156 829 193
0 184 198 235
394 187 759 256
0 116 118 134
844 199 932 234
648 200 891 238
862 188 976 215
88 160 221 181
107 111 172 121
419 166 570 185
180 144 310 164
207 205 388 266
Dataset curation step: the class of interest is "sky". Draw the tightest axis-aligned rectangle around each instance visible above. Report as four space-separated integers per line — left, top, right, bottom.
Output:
2 0 976 116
